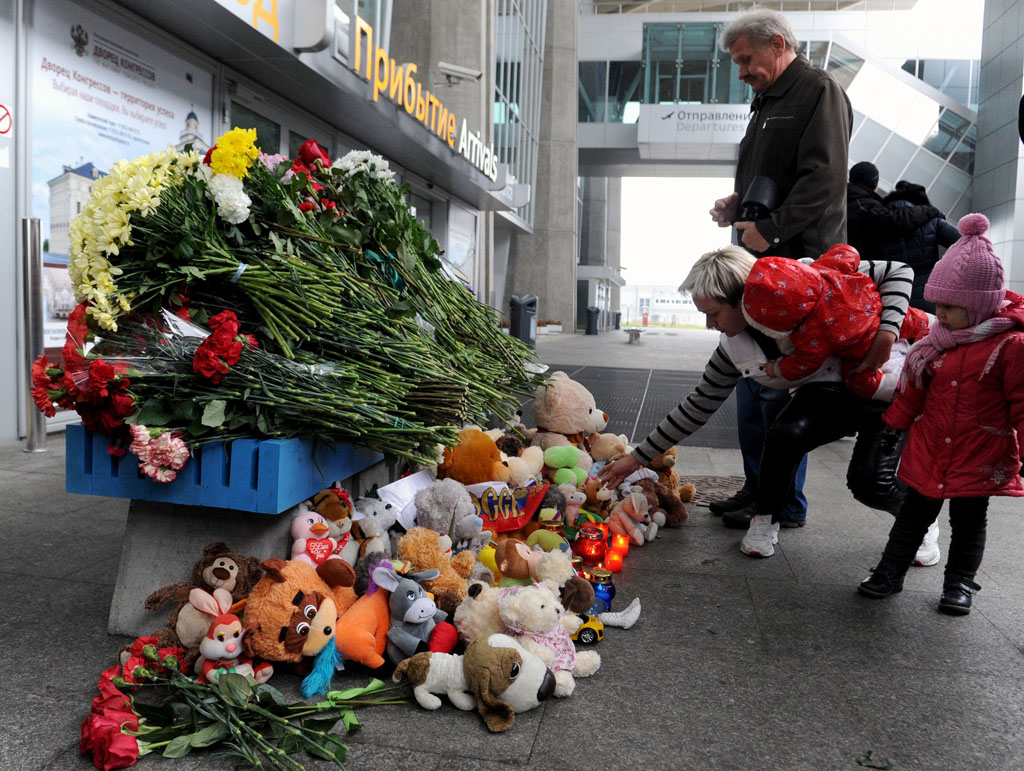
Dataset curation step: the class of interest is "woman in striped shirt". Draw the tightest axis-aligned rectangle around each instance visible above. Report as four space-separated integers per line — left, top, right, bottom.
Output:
600 245 921 560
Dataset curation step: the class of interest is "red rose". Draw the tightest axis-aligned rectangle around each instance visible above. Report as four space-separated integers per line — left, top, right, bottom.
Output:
298 201 315 213
91 690 131 717
202 144 217 165
90 721 139 770
290 158 311 177
298 139 331 168
98 666 121 687
80 715 94 755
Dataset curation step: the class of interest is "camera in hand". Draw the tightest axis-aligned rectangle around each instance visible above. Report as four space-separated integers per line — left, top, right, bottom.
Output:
735 176 780 222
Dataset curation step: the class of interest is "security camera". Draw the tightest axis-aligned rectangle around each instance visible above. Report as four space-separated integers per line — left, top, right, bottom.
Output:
437 61 482 82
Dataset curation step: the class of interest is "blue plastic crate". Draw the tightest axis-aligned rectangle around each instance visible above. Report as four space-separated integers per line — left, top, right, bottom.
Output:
65 424 383 514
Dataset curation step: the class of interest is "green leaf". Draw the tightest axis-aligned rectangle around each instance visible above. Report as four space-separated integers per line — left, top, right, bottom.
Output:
332 225 362 247
256 412 272 434
279 733 305 755
302 717 340 736
190 722 229 748
201 399 227 427
172 400 198 421
162 734 194 758
170 702 192 723
253 683 286 706
218 672 254 705
134 398 174 427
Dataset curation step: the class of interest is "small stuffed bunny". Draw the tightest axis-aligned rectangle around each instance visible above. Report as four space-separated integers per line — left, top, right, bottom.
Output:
192 587 273 684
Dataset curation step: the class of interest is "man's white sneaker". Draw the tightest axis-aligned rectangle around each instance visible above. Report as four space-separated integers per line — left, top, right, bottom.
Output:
913 520 941 567
740 514 780 558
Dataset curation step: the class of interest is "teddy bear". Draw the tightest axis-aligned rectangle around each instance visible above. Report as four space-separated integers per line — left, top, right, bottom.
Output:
582 477 616 522
645 447 699 504
631 477 690 528
497 583 600 698
134 542 263 660
492 539 594 613
397 526 475 616
587 432 630 478
505 445 545 488
438 427 511 486
530 372 602 451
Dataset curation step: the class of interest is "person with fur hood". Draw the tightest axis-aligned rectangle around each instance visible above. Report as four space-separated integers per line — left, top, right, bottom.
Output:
859 214 1024 616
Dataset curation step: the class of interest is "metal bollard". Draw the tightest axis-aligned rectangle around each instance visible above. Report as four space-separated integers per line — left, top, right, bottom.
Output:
22 218 48 452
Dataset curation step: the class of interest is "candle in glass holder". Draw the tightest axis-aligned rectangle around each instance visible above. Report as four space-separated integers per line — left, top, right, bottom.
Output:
573 525 607 565
605 549 624 573
611 533 630 555
596 521 610 540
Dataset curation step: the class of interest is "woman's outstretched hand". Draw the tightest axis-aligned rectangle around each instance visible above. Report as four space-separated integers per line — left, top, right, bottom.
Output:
598 454 641 491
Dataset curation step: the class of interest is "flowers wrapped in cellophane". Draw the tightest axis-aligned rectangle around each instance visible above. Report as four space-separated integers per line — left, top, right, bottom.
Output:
37 128 542 478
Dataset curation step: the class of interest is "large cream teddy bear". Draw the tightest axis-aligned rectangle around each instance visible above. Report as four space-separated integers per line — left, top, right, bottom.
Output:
530 372 604 457
497 582 600 697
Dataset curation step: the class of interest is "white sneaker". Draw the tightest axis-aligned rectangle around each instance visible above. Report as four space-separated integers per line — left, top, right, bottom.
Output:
913 521 941 567
740 514 780 558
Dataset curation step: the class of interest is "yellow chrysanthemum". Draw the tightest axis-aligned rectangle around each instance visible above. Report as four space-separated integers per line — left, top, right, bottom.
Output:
209 128 259 180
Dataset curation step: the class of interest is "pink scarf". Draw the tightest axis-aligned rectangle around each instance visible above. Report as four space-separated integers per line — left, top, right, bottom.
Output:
902 312 1017 390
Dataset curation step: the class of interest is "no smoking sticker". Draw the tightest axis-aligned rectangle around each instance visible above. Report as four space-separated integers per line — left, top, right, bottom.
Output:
0 104 11 135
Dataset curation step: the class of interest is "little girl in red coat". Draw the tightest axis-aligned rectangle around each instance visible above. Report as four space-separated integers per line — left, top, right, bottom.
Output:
742 245 930 400
858 213 1024 614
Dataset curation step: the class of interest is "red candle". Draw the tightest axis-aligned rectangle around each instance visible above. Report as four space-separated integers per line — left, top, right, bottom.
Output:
611 533 630 555
605 550 624 573
573 525 607 565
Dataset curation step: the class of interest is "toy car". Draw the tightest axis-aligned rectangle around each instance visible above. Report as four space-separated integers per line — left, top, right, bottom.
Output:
571 613 604 645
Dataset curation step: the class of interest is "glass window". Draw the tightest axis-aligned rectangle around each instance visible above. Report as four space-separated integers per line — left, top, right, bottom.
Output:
875 133 916 182
897 148 944 191
920 60 971 107
948 123 976 174
578 61 607 122
642 22 749 106
288 131 331 159
803 40 829 70
928 166 970 214
608 61 642 123
923 108 970 160
849 116 890 166
825 44 863 91
230 102 281 154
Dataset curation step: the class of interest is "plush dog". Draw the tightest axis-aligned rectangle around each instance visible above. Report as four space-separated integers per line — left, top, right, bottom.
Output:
393 633 555 732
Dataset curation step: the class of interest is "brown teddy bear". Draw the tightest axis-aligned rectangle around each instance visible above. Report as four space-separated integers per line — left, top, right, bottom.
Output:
632 477 689 527
438 428 511 485
645 447 698 506
141 542 263 650
397 526 475 616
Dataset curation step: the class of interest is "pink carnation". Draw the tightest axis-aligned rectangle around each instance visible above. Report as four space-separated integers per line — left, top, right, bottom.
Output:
149 432 189 471
141 462 177 483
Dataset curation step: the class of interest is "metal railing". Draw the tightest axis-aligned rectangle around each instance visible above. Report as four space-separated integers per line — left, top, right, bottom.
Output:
21 218 48 452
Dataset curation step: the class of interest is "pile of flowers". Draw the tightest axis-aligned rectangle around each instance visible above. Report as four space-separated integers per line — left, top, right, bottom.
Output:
79 636 404 770
35 128 541 478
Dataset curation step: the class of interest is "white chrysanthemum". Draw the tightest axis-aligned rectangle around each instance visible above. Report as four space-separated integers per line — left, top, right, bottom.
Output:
331 149 396 183
207 173 252 224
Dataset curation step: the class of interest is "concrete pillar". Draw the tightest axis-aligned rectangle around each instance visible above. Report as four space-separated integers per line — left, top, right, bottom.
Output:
506 0 578 330
974 0 1024 293
607 177 622 316
581 177 608 266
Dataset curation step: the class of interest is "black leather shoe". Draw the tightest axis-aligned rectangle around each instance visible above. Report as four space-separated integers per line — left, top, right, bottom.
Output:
858 566 905 598
779 516 806 529
939 582 978 615
708 490 755 516
722 504 756 529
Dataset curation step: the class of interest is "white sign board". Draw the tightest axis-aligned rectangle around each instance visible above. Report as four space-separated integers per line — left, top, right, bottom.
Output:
637 103 751 161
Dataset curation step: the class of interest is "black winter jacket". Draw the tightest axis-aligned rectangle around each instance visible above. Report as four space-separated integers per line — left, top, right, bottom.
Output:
734 56 852 259
876 200 960 273
846 183 943 261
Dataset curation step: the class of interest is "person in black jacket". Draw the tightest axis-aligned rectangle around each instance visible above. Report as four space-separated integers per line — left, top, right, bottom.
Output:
878 181 960 312
846 162 944 261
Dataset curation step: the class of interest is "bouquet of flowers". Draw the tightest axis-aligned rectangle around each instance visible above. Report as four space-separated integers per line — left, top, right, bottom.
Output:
80 637 405 770
34 128 541 478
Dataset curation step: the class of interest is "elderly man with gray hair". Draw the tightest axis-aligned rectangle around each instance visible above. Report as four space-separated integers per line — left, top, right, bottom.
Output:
704 8 855 534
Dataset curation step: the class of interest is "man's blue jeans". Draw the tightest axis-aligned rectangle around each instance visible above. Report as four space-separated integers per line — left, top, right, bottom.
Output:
735 378 808 522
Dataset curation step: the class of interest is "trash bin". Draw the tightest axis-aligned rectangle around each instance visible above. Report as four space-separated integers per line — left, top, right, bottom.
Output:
613 311 621 330
509 294 538 347
585 306 600 336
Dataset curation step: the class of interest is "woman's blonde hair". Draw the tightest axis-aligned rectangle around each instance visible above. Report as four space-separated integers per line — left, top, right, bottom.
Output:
678 245 757 306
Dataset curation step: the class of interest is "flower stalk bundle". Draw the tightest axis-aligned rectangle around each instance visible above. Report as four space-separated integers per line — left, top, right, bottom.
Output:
81 637 406 770
44 129 542 472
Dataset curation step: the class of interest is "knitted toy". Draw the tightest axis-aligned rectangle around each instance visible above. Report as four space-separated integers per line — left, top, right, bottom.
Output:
497 583 600 698
393 633 554 732
438 427 511 485
136 542 262 656
397 526 475 615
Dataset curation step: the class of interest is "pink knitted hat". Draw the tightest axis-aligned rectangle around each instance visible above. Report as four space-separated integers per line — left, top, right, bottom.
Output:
924 213 1005 325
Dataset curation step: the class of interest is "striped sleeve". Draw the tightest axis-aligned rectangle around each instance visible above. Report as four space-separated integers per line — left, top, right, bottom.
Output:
801 257 912 335
632 342 741 464
861 259 912 335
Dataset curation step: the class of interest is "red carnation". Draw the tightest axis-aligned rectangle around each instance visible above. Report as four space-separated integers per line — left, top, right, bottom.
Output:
298 201 315 213
202 144 217 165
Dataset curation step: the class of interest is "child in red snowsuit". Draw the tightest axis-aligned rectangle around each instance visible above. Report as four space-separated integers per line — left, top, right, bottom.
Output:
741 244 930 400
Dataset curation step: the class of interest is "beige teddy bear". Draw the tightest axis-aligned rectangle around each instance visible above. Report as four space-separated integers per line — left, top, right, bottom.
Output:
497 582 600 697
530 372 602 450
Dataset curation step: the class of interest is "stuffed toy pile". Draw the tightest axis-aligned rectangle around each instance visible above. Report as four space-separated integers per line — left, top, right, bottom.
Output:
121 371 693 732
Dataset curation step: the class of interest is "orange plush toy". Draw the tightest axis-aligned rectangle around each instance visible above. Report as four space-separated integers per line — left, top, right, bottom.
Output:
437 428 511 485
397 526 474 614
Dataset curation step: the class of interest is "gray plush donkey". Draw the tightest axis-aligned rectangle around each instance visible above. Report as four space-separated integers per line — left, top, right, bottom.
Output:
372 564 447 665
